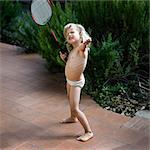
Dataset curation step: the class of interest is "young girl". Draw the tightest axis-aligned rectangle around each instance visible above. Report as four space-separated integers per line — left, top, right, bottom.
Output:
60 23 93 142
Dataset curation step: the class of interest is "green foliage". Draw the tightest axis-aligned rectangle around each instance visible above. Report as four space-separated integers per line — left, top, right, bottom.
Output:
74 0 149 53
10 11 40 52
85 33 123 88
0 0 21 29
84 33 148 116
0 0 22 43
96 83 127 107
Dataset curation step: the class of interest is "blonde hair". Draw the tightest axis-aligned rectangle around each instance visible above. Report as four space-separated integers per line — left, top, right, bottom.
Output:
63 23 92 51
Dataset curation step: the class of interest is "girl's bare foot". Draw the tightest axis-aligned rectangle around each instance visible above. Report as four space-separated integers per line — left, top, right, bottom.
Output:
60 117 78 123
77 131 93 142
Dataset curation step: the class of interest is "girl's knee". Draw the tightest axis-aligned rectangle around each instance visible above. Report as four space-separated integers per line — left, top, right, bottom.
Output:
72 108 80 115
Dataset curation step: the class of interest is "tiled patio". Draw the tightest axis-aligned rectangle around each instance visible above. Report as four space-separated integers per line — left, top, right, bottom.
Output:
0 42 149 150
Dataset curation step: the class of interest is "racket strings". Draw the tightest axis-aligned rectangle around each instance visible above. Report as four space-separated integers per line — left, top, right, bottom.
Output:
31 0 52 25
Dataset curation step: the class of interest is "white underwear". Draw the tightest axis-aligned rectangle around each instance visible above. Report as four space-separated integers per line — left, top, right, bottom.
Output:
66 76 85 88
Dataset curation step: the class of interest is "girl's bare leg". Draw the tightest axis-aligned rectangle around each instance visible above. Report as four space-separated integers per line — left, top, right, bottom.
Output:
70 86 93 141
60 83 78 123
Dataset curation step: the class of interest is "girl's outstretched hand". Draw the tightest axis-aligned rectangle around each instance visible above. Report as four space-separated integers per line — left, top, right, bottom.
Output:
79 39 91 51
83 39 91 46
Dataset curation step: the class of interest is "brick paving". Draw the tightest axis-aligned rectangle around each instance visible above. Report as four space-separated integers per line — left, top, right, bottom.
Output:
0 42 149 150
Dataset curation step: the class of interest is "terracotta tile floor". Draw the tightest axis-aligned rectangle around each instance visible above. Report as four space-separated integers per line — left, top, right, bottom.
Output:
0 42 149 150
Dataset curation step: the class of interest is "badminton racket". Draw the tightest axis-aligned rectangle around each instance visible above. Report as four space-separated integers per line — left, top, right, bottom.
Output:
31 0 52 25
31 0 68 61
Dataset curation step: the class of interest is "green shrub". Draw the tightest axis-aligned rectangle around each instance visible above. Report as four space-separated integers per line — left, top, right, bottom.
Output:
0 0 22 43
84 32 149 116
85 33 123 89
74 0 149 53
8 11 40 52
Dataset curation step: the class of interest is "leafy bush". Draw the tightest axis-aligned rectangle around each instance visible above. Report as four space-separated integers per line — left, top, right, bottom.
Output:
84 33 149 116
73 0 149 53
0 0 22 43
7 11 40 52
